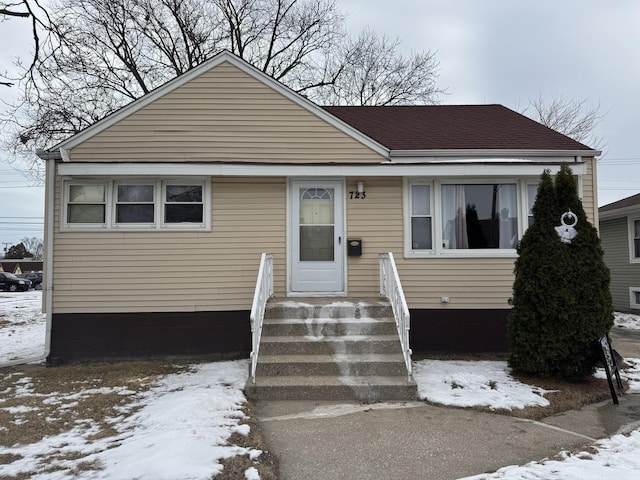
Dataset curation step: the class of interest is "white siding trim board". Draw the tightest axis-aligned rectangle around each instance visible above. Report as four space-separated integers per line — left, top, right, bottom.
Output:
58 162 587 177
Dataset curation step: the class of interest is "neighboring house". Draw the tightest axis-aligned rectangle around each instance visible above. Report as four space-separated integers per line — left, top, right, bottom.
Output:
37 51 600 362
599 193 640 313
0 261 43 274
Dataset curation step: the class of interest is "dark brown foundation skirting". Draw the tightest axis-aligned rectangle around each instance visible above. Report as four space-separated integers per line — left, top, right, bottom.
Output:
409 309 509 354
47 308 509 363
48 311 251 364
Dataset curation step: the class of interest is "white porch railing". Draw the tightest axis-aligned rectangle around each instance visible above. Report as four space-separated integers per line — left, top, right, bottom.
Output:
249 253 274 383
379 252 412 380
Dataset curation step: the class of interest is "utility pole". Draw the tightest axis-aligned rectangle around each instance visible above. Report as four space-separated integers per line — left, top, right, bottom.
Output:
1 242 10 255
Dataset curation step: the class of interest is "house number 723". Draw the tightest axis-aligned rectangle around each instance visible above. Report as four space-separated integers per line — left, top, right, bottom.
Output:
349 191 366 199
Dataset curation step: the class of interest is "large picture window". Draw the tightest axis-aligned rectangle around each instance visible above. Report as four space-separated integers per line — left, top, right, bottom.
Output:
63 179 209 230
441 183 518 250
404 178 546 257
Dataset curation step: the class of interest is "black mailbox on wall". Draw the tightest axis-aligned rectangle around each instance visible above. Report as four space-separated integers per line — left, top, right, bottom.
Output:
347 238 362 256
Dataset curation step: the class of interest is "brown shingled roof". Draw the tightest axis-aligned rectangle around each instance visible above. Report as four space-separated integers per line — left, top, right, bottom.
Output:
599 192 640 213
323 104 594 152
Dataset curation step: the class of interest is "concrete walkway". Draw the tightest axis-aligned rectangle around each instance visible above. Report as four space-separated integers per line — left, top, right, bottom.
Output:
256 327 640 480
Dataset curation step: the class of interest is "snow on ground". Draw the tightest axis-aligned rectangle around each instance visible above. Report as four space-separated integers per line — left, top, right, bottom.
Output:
413 359 554 410
1 292 640 479
460 429 640 480
615 312 640 330
0 360 256 480
0 291 46 364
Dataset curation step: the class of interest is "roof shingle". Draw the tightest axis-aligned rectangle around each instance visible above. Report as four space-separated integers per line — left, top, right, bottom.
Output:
323 104 594 152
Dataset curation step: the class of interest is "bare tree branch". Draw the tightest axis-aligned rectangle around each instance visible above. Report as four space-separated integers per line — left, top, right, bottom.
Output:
1 0 445 182
525 94 605 150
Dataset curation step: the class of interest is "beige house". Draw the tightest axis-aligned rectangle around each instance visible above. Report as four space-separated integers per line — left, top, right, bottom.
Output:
38 51 600 362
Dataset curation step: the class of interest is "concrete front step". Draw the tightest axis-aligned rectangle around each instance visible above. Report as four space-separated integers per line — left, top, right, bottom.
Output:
259 335 402 355
262 318 397 337
245 375 417 402
265 298 393 320
256 353 408 376
248 297 416 401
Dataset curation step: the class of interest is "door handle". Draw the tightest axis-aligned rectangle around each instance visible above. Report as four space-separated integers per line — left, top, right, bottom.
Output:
338 236 342 245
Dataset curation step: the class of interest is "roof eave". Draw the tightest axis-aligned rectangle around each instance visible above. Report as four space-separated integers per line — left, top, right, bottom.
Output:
389 149 601 160
599 204 640 220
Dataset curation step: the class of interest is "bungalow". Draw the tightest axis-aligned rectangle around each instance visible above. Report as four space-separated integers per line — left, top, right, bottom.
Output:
599 193 640 313
37 51 600 363
0 261 43 274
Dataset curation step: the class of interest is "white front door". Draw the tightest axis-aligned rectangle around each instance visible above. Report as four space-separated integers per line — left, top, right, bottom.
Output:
290 179 344 293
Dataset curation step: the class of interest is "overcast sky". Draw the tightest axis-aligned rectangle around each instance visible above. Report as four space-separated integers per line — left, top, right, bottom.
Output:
1 0 639 249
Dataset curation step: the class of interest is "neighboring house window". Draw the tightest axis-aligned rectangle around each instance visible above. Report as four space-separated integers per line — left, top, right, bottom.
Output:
630 288 640 310
410 184 433 250
115 183 155 224
63 179 209 231
441 183 517 250
630 218 640 263
66 183 107 224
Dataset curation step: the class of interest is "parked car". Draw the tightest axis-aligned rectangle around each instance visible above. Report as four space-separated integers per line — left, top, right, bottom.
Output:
17 272 43 290
0 272 31 292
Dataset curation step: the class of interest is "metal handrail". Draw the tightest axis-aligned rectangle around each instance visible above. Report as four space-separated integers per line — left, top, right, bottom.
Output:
249 253 273 383
379 252 412 380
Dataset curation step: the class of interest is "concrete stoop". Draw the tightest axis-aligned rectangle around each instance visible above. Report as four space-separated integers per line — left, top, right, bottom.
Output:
244 297 417 402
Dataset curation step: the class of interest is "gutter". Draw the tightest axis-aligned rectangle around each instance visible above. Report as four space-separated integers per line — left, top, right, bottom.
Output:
388 149 601 160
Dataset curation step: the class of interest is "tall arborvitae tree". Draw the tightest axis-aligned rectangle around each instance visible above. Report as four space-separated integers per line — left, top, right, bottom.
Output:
509 166 613 381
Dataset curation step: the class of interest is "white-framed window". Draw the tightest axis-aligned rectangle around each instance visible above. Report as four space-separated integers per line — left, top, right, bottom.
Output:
404 178 543 257
63 178 210 231
163 183 204 224
629 217 640 263
408 183 433 251
526 183 538 227
114 182 156 226
66 182 108 226
630 288 640 310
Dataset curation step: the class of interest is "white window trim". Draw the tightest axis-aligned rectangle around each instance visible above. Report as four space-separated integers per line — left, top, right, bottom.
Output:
112 180 157 229
62 178 211 231
63 180 110 230
403 179 435 256
629 216 640 264
403 177 542 258
630 287 640 310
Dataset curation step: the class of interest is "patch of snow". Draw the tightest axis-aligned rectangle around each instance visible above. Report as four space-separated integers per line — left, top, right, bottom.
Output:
245 466 261 480
0 360 255 479
614 312 640 330
461 429 640 479
595 357 640 393
0 291 46 364
413 360 553 410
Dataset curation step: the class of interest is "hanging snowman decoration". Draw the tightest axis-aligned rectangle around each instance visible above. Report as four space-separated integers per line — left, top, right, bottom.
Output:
555 209 578 244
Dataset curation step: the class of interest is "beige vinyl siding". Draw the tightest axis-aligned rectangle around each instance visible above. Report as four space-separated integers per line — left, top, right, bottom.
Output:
345 177 516 308
346 177 403 296
52 176 286 313
600 216 640 312
68 62 385 164
582 158 597 224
